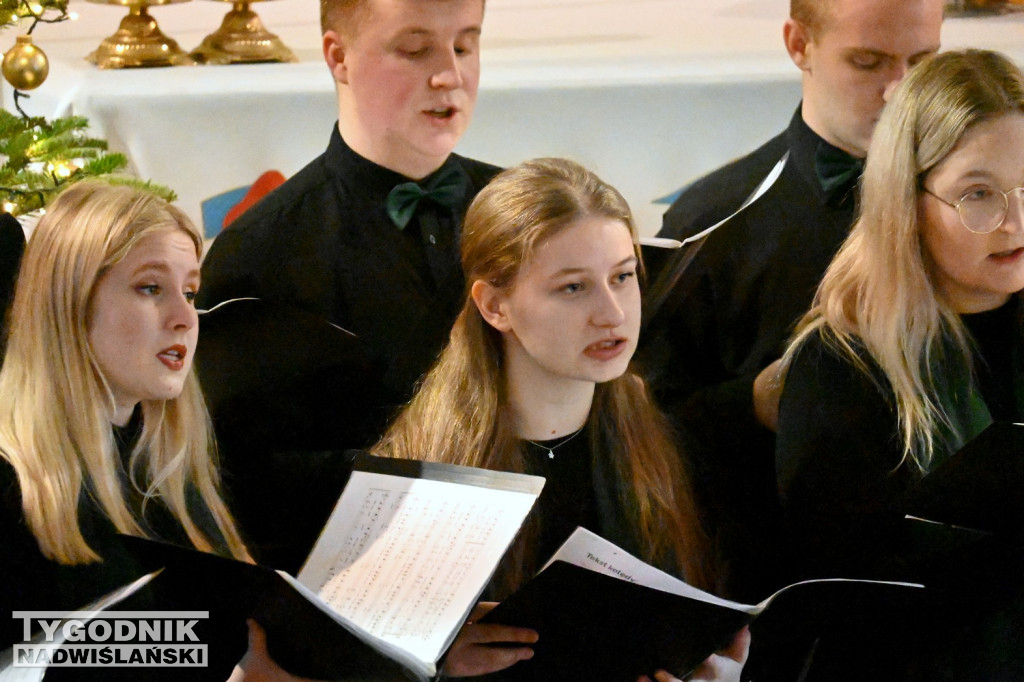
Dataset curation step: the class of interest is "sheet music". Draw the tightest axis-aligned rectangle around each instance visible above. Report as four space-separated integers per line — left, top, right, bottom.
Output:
298 470 539 666
546 528 921 618
639 152 789 251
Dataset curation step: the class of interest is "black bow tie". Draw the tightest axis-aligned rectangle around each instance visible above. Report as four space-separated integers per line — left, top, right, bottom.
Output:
814 142 864 201
386 164 468 230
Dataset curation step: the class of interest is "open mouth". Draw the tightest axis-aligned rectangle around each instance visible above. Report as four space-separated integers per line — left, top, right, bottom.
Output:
587 338 624 351
583 338 628 360
425 107 456 120
157 345 187 369
990 247 1024 260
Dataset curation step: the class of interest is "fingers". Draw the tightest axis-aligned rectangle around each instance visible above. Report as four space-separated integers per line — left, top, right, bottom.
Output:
442 641 535 677
246 619 267 651
722 626 752 666
442 619 539 677
653 670 683 682
467 601 499 622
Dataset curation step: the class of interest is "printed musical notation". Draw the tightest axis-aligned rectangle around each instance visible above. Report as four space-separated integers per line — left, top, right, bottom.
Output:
297 469 540 665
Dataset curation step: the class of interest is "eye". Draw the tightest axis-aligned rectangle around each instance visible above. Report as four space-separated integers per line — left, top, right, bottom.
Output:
397 45 429 58
184 290 197 304
562 282 584 294
960 186 998 203
849 54 883 71
614 270 636 284
136 284 160 296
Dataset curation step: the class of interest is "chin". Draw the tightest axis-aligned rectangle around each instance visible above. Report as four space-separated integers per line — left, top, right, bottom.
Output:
591 365 630 385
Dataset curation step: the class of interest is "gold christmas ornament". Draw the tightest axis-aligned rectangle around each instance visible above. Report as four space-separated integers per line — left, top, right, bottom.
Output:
3 35 49 91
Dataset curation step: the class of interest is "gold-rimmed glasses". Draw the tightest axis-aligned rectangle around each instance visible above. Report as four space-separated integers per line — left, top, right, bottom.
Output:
922 184 1024 234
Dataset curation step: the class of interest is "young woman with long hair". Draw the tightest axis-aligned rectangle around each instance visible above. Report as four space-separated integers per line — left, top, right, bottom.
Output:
374 158 746 681
0 182 303 680
775 49 1024 679
777 48 1024 573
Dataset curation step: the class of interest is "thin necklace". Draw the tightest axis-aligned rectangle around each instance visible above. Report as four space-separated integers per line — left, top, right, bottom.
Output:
522 427 585 460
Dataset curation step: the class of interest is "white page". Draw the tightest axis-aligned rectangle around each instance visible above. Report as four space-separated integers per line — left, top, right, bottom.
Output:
1 571 160 681
639 151 789 251
544 528 756 613
298 471 539 668
547 528 922 618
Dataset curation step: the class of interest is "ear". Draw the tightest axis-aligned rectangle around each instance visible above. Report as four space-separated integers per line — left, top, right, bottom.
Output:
783 18 812 72
323 30 349 84
471 280 513 333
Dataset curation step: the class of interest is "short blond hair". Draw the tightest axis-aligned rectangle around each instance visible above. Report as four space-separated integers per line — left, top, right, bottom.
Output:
320 0 486 38
790 0 835 36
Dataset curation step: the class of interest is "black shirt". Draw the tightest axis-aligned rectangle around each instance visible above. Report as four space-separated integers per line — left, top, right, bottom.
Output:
640 106 859 601
198 126 501 449
0 412 243 678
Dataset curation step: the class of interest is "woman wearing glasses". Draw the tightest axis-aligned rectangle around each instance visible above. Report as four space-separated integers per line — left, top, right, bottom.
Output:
773 49 1024 678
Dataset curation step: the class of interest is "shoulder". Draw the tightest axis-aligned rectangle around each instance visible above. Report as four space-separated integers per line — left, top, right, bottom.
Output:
199 151 340 308
221 152 335 241
784 329 887 403
660 131 790 240
777 329 902 487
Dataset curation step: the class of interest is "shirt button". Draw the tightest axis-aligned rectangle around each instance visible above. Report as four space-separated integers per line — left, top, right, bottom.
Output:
428 234 437 245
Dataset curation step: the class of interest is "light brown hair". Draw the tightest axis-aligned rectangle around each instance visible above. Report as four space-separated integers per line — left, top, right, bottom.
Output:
374 158 713 595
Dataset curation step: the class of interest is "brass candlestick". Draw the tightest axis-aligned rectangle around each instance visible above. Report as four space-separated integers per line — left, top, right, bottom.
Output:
87 0 194 69
191 0 297 65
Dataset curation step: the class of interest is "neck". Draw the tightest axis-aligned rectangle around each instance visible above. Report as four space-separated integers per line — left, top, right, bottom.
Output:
800 101 865 159
504 345 594 441
949 290 1011 315
336 116 446 181
111 401 136 428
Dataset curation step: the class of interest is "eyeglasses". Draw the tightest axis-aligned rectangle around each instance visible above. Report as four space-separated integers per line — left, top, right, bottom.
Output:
922 184 1024 234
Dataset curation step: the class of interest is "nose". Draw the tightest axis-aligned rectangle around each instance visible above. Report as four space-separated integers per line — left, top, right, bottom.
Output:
882 62 912 103
1001 188 1024 233
429 47 463 90
167 292 198 332
591 285 626 328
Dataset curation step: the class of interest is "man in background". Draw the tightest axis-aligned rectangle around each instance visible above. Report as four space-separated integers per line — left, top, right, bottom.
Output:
642 0 944 602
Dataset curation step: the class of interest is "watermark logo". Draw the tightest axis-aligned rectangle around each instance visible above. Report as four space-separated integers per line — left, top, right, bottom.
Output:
12 611 208 668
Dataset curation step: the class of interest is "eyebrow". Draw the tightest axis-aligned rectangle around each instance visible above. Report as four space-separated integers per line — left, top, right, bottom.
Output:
845 46 938 62
394 26 481 38
550 255 638 277
951 170 1024 188
131 262 200 279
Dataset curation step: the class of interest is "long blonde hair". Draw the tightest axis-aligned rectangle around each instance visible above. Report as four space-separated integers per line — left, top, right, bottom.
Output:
0 181 248 564
785 50 1024 471
374 158 712 593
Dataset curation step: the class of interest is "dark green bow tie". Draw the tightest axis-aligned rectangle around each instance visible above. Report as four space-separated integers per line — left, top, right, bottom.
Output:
814 142 864 200
386 165 467 230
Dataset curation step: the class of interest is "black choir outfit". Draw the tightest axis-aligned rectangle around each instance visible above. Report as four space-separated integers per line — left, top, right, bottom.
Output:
639 106 860 602
199 125 501 448
475 430 696 681
197 125 500 571
774 297 1024 680
0 409 245 679
486 430 656 601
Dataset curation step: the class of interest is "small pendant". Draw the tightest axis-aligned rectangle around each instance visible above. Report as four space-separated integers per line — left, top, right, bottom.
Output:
547 450 555 459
